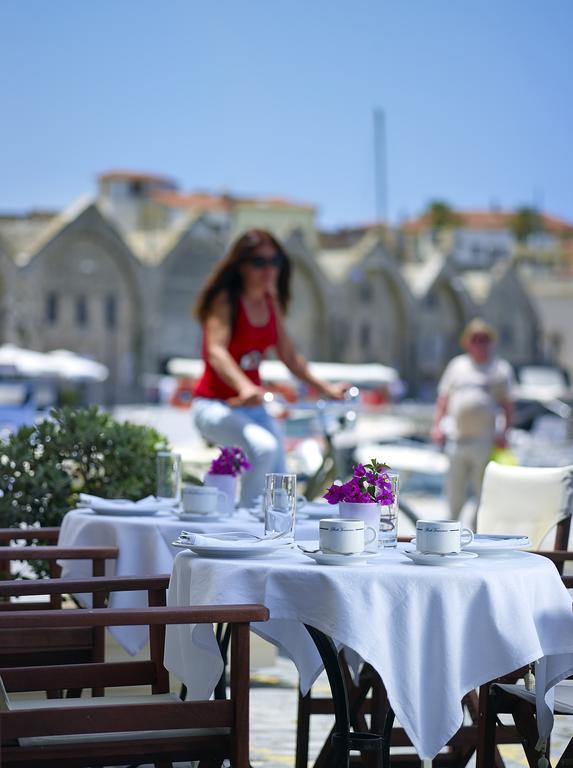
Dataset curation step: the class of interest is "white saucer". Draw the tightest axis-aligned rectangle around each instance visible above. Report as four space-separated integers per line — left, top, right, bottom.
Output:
462 534 530 555
403 548 478 567
302 551 371 566
298 541 374 566
175 512 224 523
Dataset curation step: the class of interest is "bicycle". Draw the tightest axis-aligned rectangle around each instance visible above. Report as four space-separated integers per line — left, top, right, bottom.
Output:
265 388 420 528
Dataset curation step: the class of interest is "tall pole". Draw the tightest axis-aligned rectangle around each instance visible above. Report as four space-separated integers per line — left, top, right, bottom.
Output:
373 108 387 224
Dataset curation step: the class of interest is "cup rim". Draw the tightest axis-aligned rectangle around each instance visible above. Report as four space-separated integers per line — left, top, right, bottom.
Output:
417 519 461 529
320 518 364 529
183 485 218 495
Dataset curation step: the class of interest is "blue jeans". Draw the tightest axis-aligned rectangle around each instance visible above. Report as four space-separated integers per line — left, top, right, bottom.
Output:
192 398 287 507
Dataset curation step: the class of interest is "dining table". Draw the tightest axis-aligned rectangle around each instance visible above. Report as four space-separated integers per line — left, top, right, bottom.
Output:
57 504 322 654
164 542 573 764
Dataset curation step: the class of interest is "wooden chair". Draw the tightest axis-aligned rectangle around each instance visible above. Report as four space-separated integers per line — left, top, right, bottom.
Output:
477 550 573 768
0 573 269 767
0 529 118 698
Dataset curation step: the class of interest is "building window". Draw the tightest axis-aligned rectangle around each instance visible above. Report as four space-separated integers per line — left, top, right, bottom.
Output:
76 295 88 328
359 282 372 302
46 292 59 325
360 322 371 352
105 294 117 329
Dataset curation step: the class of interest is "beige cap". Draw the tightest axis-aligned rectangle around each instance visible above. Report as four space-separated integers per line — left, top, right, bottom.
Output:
461 318 497 346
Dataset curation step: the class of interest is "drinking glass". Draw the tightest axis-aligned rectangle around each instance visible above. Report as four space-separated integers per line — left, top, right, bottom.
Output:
263 473 297 539
380 472 399 548
156 451 182 503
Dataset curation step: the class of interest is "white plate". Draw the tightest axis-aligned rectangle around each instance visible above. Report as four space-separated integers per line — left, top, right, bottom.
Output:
403 548 478 566
175 512 225 523
171 541 285 559
462 534 531 554
91 505 161 517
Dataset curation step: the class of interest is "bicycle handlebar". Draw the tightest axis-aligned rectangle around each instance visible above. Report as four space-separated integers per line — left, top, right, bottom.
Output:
264 386 361 412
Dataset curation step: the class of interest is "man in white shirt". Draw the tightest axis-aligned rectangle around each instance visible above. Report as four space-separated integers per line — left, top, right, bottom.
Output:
432 319 514 521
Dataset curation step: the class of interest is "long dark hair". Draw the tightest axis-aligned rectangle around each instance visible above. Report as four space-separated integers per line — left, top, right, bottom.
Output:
194 229 291 324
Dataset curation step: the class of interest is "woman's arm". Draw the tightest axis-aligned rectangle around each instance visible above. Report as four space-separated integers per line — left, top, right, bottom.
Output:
273 302 346 400
203 293 265 406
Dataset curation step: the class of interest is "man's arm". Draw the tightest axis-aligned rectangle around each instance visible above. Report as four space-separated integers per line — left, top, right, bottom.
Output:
431 392 449 447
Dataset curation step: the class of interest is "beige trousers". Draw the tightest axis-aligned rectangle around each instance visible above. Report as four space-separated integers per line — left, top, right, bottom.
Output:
445 439 492 521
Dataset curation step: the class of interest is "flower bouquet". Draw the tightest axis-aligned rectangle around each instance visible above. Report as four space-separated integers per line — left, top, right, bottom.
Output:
204 446 251 515
324 460 397 551
208 446 251 477
324 459 395 505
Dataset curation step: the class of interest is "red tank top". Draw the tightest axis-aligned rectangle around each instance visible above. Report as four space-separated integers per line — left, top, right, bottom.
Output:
194 296 278 400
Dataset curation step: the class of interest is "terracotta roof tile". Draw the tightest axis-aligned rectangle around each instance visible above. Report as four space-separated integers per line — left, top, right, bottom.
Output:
402 209 573 235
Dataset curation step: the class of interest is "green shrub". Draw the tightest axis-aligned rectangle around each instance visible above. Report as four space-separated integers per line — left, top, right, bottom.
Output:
0 406 169 531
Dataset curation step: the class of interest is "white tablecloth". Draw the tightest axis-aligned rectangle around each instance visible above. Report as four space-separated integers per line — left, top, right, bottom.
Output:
165 546 573 760
57 507 320 654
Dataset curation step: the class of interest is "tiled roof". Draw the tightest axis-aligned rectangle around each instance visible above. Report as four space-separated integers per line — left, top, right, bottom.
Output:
150 189 315 212
150 189 231 212
403 210 573 235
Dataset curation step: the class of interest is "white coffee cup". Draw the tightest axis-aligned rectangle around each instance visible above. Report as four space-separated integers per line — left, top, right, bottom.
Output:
181 485 225 515
319 518 376 555
415 520 474 555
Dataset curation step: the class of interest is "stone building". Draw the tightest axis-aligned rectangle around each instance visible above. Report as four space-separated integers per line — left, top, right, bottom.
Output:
0 171 558 403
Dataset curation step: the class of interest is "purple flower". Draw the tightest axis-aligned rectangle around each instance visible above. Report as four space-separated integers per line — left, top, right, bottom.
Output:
323 460 395 504
209 445 251 477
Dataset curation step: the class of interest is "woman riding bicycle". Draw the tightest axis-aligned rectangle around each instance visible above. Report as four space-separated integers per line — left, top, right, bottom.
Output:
192 229 346 507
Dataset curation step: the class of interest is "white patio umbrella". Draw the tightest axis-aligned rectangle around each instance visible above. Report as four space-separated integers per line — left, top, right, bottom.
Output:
0 344 50 377
0 344 108 382
43 350 109 382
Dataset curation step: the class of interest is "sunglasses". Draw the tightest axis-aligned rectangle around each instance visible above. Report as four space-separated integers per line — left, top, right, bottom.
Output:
246 254 283 269
470 334 492 344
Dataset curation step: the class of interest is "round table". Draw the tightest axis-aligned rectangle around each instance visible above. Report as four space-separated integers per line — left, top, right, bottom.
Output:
165 544 573 761
57 506 322 654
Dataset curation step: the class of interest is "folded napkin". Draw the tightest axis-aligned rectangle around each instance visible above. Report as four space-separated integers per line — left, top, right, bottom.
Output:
79 494 175 512
176 531 291 549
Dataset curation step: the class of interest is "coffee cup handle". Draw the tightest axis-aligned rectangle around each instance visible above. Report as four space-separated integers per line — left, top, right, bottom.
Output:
297 494 307 506
364 525 378 546
461 528 474 546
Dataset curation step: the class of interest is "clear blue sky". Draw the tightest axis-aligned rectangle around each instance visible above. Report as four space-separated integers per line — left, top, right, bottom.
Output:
1 0 572 228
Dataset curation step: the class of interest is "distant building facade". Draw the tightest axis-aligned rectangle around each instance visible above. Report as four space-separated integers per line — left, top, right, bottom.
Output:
0 172 569 402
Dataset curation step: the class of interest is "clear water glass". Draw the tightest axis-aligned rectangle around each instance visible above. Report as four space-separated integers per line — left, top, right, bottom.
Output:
156 451 182 503
380 472 399 548
263 473 297 539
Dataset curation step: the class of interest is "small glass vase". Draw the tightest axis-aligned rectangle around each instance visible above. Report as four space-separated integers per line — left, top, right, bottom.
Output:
380 473 400 548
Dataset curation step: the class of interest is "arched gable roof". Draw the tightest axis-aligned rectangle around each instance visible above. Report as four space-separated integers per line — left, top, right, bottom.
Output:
21 198 144 292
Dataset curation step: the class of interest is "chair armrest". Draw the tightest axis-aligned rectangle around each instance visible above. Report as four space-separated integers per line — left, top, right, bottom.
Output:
0 574 171 598
0 604 270 627
0 528 60 543
0 546 118 562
